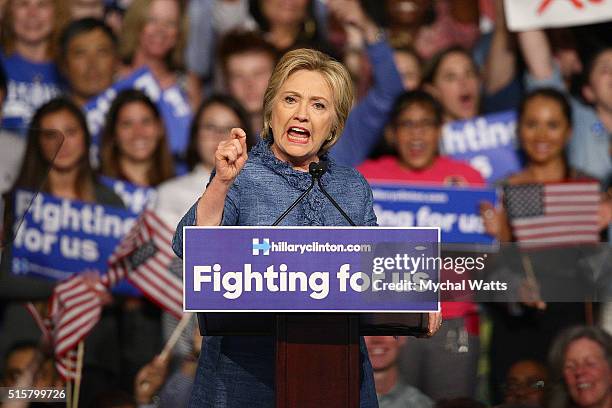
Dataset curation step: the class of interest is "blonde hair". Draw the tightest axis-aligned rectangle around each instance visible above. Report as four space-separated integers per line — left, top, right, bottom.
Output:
1 0 69 59
119 0 188 71
261 48 354 154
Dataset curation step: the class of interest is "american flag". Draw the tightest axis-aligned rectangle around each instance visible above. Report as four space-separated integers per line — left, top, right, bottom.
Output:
25 209 182 380
504 182 600 248
25 299 82 381
107 209 183 319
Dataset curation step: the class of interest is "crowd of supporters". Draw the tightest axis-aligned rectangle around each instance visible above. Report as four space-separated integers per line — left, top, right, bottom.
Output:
0 0 611 407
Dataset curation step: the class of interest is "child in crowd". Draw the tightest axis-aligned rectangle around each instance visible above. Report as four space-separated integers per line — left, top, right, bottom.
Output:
501 359 547 408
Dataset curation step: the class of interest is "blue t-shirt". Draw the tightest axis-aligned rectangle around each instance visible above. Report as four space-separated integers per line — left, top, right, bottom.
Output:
0 51 63 131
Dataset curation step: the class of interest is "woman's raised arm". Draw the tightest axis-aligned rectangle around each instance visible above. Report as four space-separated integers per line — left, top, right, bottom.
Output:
196 128 248 226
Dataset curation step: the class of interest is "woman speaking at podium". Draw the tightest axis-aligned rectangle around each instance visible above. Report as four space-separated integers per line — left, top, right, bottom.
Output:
172 48 381 407
173 47 443 407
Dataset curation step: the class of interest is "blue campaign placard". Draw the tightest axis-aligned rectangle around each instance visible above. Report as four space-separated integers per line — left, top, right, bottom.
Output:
184 227 441 312
85 67 160 146
370 183 498 245
441 110 523 183
99 176 156 214
11 190 135 282
84 67 192 159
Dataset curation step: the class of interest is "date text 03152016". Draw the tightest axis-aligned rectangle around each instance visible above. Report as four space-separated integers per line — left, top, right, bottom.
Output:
0 388 66 402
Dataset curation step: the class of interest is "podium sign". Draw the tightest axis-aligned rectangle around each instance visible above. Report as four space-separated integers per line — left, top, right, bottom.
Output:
183 226 440 313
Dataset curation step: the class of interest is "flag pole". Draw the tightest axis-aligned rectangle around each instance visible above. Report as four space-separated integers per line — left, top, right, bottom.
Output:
73 341 85 408
66 378 73 408
520 253 546 310
160 313 192 361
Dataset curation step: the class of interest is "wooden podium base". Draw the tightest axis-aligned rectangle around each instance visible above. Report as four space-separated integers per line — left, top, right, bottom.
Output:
276 314 360 408
197 313 428 407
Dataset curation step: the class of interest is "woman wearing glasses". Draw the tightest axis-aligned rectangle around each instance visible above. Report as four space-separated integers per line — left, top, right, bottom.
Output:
358 90 484 401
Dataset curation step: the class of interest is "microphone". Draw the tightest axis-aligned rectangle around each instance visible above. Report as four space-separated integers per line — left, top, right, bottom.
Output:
309 161 327 179
272 161 356 226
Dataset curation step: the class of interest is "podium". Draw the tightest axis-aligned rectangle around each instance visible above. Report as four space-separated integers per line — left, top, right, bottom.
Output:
198 313 429 407
185 227 439 407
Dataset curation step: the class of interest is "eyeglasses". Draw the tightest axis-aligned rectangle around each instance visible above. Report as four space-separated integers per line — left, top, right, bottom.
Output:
395 119 439 131
502 380 545 394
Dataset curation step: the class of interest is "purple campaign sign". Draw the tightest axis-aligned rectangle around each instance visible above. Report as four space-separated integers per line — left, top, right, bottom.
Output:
183 227 440 312
441 110 523 183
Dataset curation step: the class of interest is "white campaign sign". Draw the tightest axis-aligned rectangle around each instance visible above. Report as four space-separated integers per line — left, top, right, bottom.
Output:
504 0 612 31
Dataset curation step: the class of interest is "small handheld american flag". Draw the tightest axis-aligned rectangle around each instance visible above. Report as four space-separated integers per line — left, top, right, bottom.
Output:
504 181 600 248
28 209 183 381
107 209 183 319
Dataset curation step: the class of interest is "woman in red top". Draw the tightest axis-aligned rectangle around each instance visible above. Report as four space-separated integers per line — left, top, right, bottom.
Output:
358 90 484 400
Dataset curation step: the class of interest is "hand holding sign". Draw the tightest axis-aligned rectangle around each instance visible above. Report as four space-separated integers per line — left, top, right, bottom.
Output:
215 128 248 185
479 201 503 240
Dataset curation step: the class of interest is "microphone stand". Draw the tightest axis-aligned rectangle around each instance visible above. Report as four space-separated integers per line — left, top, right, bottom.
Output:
272 161 356 226
272 162 321 226
316 177 355 226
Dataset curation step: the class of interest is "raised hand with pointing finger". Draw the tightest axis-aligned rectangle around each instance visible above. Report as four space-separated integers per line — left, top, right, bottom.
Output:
195 128 248 226
214 128 248 185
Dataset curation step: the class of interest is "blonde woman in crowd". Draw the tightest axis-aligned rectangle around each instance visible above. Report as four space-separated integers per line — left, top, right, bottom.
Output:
118 0 200 108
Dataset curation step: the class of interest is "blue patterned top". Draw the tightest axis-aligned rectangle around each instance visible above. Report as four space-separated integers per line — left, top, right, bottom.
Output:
172 137 377 256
